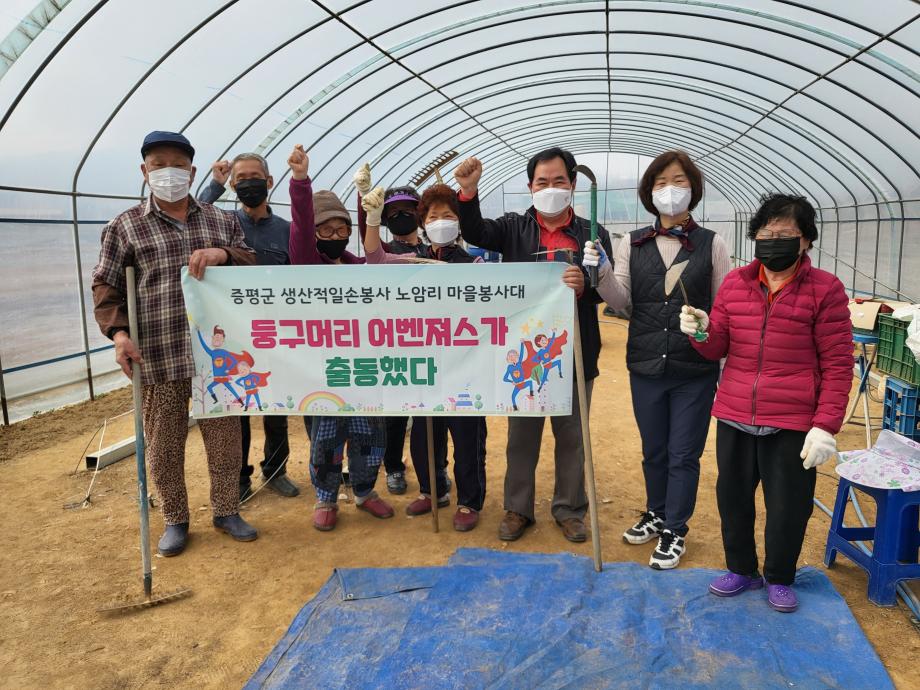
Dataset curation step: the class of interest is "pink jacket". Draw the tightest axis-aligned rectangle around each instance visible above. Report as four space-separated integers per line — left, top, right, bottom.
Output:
692 254 852 434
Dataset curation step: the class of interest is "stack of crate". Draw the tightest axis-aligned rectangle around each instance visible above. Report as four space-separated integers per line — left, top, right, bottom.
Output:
877 314 920 440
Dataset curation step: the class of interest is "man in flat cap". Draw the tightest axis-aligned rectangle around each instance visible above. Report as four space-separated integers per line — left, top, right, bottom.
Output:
92 131 259 556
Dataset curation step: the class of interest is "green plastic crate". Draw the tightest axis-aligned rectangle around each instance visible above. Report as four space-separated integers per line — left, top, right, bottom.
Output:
876 314 920 386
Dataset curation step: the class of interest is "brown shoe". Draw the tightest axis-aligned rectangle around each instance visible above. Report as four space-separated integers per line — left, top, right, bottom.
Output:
556 517 587 543
499 511 531 541
453 506 479 532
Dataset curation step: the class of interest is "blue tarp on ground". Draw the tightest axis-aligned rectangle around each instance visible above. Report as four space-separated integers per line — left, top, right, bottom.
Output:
245 549 893 689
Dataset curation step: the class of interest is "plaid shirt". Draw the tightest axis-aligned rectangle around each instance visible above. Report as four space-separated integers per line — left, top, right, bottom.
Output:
93 196 254 385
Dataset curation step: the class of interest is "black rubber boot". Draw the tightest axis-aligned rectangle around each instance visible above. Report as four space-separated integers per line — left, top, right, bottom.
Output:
157 522 189 557
213 513 258 542
263 473 300 497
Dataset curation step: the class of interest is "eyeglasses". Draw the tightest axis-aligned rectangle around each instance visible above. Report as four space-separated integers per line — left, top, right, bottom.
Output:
755 231 802 240
316 224 352 240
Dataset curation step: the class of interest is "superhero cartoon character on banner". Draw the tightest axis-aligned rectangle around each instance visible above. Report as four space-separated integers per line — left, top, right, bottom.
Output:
233 352 271 411
503 329 569 409
197 325 249 405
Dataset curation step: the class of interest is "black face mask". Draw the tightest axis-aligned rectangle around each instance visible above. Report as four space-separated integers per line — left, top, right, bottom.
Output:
755 237 801 272
387 211 418 236
234 178 269 208
317 238 349 260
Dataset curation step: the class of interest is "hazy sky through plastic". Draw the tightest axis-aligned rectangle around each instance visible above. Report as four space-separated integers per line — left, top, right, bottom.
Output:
0 0 917 208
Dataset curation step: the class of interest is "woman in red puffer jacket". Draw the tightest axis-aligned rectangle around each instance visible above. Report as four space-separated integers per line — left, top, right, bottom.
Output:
679 193 852 613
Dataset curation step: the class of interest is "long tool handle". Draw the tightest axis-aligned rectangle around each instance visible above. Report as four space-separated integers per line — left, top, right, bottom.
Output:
426 417 439 532
588 182 598 289
126 266 152 598
572 307 602 571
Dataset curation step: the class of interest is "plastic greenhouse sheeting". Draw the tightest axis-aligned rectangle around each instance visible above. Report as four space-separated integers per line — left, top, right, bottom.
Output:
244 548 893 689
1 1 918 206
1 2 918 420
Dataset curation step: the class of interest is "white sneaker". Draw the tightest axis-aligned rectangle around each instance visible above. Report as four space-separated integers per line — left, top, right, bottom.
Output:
649 529 685 570
623 511 664 545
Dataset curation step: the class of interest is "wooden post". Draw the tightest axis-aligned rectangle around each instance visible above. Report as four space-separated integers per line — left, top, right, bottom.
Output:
572 307 603 571
426 417 439 532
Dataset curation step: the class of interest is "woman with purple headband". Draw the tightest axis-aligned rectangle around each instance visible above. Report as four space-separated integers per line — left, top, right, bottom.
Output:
353 165 442 498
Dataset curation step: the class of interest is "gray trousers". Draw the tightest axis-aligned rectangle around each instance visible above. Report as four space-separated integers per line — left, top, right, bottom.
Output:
504 379 594 522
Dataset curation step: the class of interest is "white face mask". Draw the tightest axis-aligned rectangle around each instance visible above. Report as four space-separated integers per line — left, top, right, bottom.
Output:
147 166 191 203
532 187 572 216
652 185 691 217
425 218 460 246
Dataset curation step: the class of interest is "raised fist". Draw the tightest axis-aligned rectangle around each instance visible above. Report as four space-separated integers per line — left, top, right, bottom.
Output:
362 186 385 227
211 160 231 186
353 162 372 196
454 157 482 196
287 145 310 180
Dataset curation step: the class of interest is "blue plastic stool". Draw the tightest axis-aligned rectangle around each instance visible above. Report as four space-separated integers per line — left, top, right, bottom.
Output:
824 477 920 605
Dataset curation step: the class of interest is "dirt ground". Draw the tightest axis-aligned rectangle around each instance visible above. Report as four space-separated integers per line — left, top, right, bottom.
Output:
1 319 918 689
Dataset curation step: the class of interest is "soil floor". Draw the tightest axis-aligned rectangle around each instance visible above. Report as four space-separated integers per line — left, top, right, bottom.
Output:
1 319 918 689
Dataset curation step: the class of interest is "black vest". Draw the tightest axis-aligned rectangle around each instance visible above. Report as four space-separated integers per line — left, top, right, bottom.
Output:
388 239 428 257
427 244 479 263
626 226 720 379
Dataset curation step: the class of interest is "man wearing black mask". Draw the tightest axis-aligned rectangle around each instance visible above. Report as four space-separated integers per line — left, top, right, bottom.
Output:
200 154 301 501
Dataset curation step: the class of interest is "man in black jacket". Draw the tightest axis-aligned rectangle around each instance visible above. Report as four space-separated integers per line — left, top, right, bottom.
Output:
200 154 300 501
454 149 612 543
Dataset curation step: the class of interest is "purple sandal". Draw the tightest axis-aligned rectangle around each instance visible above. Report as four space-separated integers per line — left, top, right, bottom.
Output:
767 584 799 612
709 572 765 597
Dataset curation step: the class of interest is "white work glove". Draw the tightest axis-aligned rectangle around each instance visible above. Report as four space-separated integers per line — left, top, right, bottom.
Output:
353 162 372 196
361 185 385 226
582 240 608 269
680 305 710 340
800 427 837 469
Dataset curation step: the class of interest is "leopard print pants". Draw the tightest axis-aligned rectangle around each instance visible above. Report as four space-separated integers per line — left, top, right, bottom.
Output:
143 379 242 525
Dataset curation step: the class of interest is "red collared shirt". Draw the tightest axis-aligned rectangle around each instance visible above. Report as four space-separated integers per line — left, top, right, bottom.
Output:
535 207 578 261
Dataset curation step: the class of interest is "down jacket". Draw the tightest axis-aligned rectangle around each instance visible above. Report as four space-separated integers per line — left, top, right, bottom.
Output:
692 254 852 434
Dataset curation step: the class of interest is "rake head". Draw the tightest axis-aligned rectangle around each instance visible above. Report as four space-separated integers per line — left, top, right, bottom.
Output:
97 587 192 614
410 150 458 187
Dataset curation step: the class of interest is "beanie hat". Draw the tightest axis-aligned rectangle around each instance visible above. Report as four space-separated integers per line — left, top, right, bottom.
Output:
313 190 352 226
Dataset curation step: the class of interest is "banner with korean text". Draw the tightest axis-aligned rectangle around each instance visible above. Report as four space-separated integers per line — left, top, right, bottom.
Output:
181 263 574 418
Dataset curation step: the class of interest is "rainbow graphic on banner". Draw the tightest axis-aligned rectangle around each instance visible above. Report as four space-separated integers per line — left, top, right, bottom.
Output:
298 392 347 412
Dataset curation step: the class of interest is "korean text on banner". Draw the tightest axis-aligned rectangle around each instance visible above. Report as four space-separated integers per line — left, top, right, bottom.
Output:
180 263 574 418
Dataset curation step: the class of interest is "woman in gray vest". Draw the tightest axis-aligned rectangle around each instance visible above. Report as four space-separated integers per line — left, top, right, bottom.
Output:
583 151 731 569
